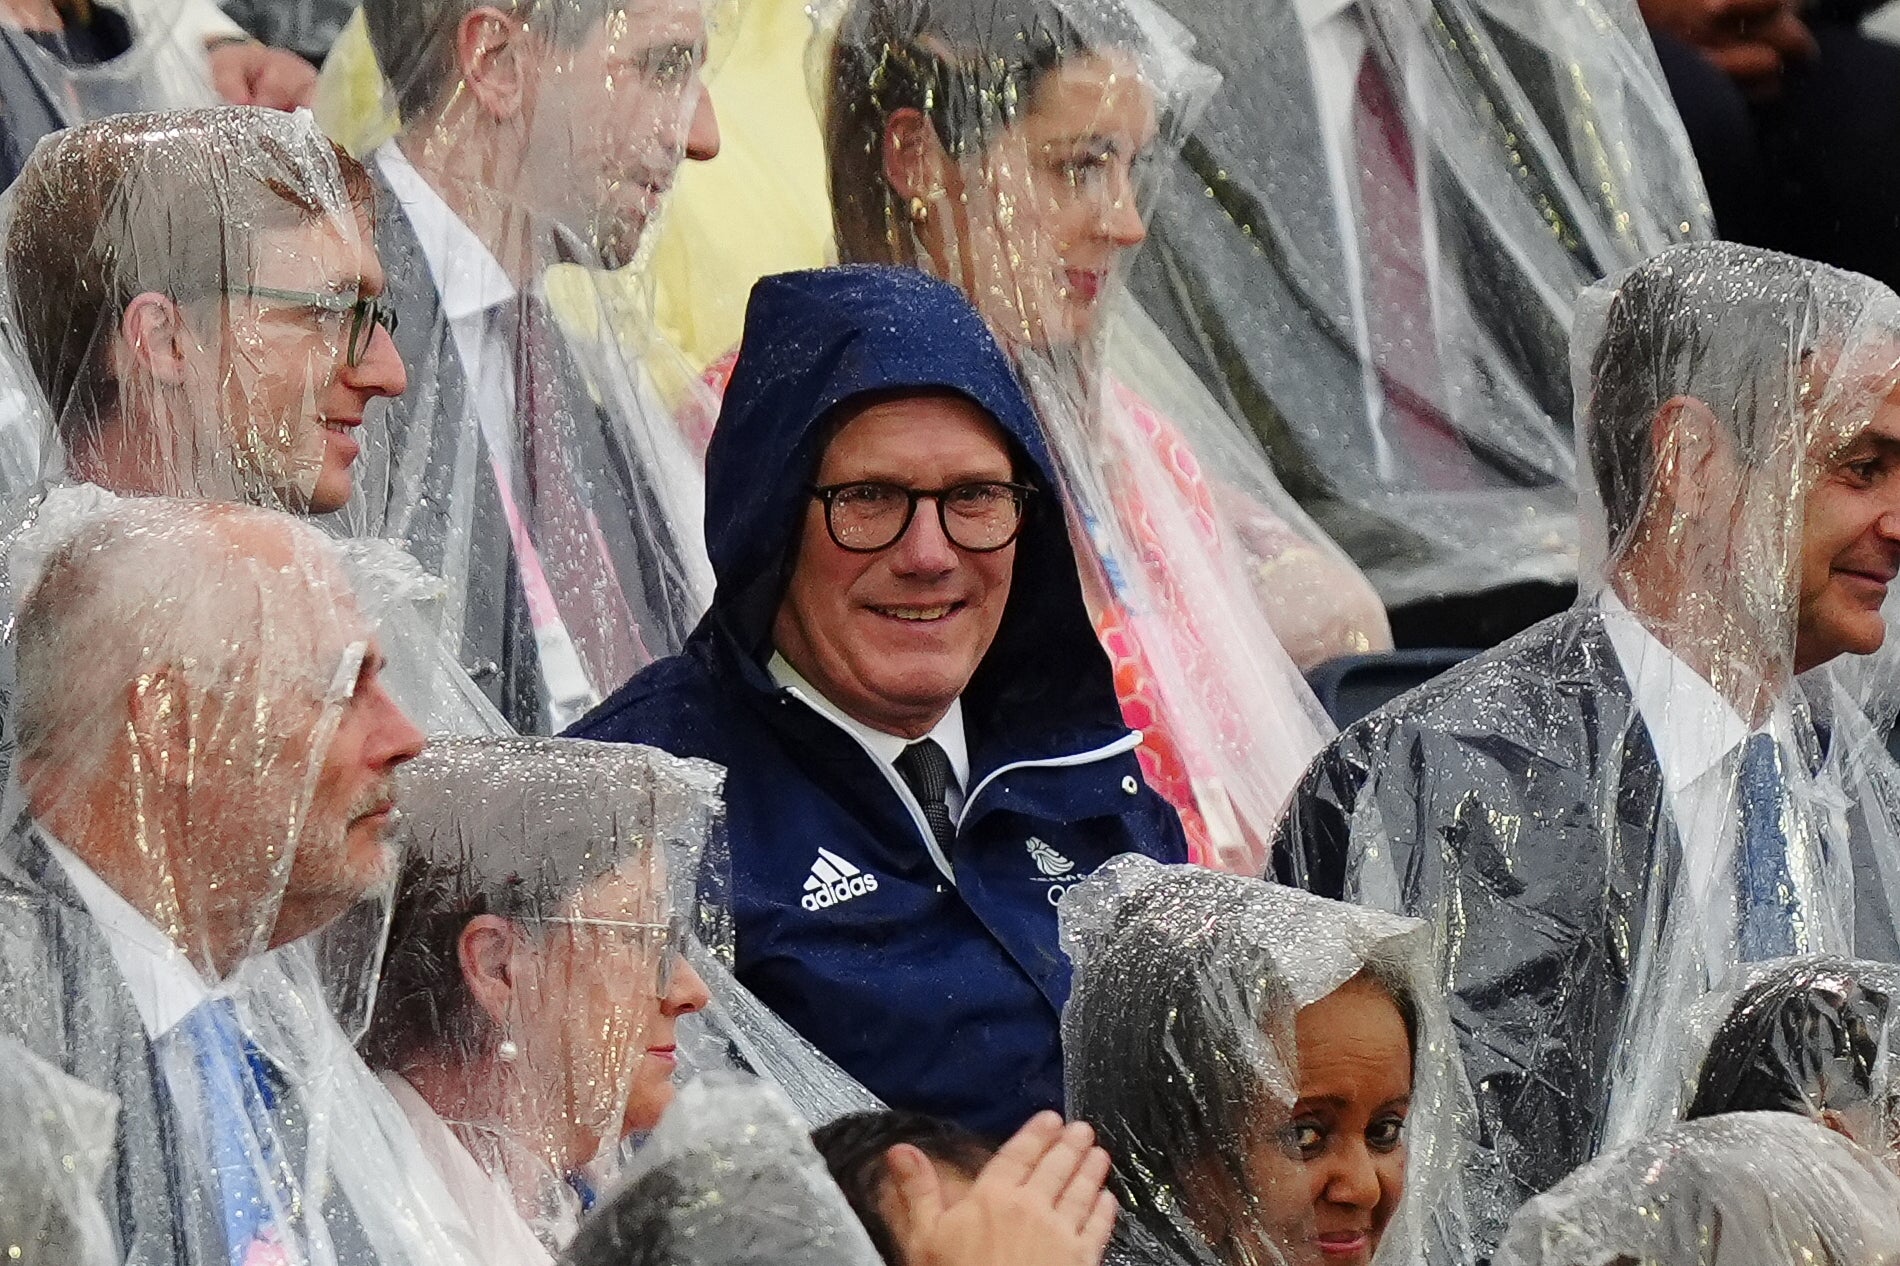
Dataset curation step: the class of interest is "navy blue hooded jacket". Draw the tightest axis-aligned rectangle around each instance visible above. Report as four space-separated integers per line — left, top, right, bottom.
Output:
570 265 1187 1136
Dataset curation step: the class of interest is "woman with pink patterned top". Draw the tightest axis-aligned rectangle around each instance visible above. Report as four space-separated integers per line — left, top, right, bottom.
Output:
743 0 1389 870
681 0 1391 868
813 0 1399 870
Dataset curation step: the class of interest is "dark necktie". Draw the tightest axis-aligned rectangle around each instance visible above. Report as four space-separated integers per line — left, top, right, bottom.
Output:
1351 43 1495 491
895 738 958 854
1735 731 1799 960
507 295 643 695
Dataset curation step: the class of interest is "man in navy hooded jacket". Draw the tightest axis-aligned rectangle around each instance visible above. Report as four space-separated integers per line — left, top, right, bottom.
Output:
571 265 1188 1136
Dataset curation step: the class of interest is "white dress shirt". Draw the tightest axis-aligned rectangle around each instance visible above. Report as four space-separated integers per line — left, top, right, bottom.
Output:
1598 591 1813 966
374 142 604 728
40 832 210 1039
374 142 520 485
769 652 970 879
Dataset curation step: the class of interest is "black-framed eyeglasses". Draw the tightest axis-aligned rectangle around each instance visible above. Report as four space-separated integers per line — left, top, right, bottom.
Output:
811 480 1035 554
226 284 399 367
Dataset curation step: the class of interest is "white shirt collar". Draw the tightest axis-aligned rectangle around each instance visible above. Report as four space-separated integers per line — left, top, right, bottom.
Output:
1598 589 1779 797
38 829 211 1039
374 141 517 325
766 652 970 791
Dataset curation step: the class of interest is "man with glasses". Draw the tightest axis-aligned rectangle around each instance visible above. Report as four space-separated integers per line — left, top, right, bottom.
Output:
573 265 1188 1137
3 106 405 514
356 0 723 734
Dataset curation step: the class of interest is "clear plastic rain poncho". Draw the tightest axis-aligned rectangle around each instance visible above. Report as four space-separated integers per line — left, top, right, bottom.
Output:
363 733 729 1263
0 106 514 739
0 1035 120 1266
818 0 1345 873
0 0 220 186
1120 0 1713 618
343 0 724 735
1059 854 1492 1266
0 106 390 510
1275 241 1900 1224
1679 955 1900 1167
0 496 480 1266
561 1072 885 1266
1492 1112 1900 1266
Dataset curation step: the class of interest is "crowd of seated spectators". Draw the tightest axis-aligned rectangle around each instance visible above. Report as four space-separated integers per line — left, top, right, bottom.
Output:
2 0 1900 1261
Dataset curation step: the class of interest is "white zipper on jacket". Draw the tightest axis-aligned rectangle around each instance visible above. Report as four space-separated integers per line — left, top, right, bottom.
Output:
780 684 959 884
779 685 1143 889
955 731 1143 832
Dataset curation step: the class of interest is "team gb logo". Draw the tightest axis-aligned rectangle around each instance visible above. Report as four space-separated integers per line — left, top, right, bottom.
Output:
1026 837 1075 878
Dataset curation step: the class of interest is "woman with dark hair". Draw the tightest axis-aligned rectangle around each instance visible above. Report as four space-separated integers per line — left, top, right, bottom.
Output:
362 735 719 1266
1683 956 1899 1165
807 0 1381 871
1059 855 1479 1266
813 1110 999 1264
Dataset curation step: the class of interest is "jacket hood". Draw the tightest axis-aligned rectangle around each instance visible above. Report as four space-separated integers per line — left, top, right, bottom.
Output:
699 263 1127 750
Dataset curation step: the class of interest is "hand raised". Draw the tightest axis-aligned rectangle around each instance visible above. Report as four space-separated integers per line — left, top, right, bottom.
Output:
885 1111 1118 1266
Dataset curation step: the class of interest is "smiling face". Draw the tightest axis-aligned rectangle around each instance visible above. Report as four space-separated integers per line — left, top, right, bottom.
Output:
917 52 1156 353
516 0 719 268
772 392 1019 739
1243 975 1412 1266
205 213 407 513
1795 377 1900 673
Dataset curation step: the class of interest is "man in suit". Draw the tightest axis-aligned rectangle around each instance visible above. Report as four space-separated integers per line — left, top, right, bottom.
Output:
354 0 722 734
0 497 459 1266
1276 243 1900 1229
1127 0 1711 647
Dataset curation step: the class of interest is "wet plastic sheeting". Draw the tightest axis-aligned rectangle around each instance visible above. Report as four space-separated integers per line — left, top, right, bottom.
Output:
1123 0 1711 611
0 1035 119 1266
366 734 726 1255
0 0 218 185
563 1073 885 1266
1493 1112 1900 1266
818 0 1351 871
0 497 478 1266
1060 854 1495 1266
348 0 725 733
0 107 382 510
1681 955 1900 1168
0 106 520 742
1276 243 1900 1222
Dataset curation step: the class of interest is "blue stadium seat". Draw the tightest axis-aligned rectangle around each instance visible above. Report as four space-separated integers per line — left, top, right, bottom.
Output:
1306 649 1475 729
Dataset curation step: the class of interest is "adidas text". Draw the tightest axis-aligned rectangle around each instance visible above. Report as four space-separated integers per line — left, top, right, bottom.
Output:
801 847 881 912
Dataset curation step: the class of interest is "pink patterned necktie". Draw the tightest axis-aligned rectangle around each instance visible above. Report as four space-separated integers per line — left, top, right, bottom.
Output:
511 296 643 693
1351 46 1491 490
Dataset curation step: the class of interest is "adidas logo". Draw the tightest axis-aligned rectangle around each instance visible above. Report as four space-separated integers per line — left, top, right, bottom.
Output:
801 847 881 912
1026 837 1075 877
